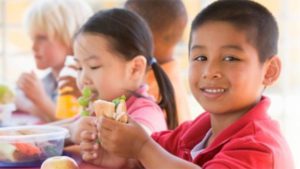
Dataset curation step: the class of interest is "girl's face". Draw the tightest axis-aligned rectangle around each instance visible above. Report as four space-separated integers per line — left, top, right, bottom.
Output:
189 21 270 116
74 33 137 101
31 31 69 70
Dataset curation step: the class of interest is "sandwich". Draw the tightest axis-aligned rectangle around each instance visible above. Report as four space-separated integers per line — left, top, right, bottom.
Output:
93 96 128 123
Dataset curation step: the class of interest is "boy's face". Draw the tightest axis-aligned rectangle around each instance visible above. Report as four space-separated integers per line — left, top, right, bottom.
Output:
73 33 133 101
189 21 269 115
31 31 69 70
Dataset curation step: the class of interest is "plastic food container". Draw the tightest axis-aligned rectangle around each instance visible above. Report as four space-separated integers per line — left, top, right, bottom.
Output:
0 103 15 127
0 125 69 164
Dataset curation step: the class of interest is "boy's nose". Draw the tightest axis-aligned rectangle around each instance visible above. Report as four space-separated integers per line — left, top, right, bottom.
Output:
202 64 222 79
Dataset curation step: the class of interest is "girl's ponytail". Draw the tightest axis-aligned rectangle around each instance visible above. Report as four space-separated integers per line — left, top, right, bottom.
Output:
150 58 178 129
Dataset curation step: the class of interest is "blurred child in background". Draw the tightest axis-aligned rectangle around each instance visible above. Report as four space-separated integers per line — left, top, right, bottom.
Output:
15 0 93 122
125 0 191 124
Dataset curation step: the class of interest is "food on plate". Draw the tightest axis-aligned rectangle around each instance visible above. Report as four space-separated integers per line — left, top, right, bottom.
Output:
94 95 128 123
41 156 79 169
0 84 14 105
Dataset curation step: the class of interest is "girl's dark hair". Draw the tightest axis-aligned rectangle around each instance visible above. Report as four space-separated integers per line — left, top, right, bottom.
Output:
189 0 279 63
75 8 178 129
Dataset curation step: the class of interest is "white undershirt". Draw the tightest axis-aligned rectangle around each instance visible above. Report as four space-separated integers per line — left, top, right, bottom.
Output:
190 129 212 160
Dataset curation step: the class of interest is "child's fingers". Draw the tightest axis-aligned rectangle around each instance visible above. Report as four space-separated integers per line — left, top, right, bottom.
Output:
99 117 117 131
80 116 97 128
80 141 98 151
80 130 97 141
81 151 98 161
58 76 76 88
57 75 73 81
80 140 99 161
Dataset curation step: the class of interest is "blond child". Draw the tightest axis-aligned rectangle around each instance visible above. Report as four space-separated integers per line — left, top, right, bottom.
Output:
125 0 191 125
81 1 294 168
15 0 93 122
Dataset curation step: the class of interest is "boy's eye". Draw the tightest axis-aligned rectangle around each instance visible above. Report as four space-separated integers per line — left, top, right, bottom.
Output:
224 56 240 61
193 55 207 62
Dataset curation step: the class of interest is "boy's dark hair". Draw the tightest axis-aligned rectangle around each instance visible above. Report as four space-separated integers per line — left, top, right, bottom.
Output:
190 0 279 62
125 0 187 40
75 9 178 129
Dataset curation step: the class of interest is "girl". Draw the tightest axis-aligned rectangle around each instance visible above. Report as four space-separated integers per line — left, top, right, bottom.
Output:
70 9 177 144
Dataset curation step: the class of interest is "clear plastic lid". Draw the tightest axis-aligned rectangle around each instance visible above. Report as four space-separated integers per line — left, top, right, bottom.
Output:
0 125 69 142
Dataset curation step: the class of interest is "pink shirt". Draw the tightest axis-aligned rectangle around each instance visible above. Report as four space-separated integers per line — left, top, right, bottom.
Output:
126 84 167 132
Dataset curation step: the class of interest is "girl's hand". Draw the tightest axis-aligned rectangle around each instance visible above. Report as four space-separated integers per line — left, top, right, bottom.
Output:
70 116 97 144
98 116 151 159
80 130 101 164
17 71 47 105
80 130 130 168
58 76 81 98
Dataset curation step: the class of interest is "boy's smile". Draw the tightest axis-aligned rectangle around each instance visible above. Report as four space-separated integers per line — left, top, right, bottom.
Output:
189 21 268 117
200 87 226 100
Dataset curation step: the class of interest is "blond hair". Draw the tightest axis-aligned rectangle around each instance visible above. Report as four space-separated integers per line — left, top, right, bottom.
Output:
24 0 93 48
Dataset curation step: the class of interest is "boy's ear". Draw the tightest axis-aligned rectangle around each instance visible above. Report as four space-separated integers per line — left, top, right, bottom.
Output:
263 56 281 86
128 55 147 80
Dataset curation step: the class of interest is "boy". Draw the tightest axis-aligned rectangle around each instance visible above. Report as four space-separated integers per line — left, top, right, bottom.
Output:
81 1 294 168
125 0 191 125
15 0 93 122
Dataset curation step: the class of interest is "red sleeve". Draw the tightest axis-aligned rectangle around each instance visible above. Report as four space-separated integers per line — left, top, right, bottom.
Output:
203 137 273 169
151 121 193 155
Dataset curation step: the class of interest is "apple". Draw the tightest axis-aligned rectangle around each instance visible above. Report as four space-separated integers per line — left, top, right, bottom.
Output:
41 156 79 169
0 84 14 104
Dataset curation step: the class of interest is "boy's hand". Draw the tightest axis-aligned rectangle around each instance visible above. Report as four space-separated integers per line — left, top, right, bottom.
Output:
98 116 150 159
70 116 97 144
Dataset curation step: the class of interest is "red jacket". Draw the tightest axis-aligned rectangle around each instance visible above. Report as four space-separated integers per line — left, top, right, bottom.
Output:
152 97 294 169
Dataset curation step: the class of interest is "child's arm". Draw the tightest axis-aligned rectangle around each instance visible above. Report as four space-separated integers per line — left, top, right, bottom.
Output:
16 71 56 122
139 137 201 169
99 117 201 169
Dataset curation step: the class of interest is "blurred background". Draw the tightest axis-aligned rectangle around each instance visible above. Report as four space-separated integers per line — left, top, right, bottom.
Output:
0 0 299 167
